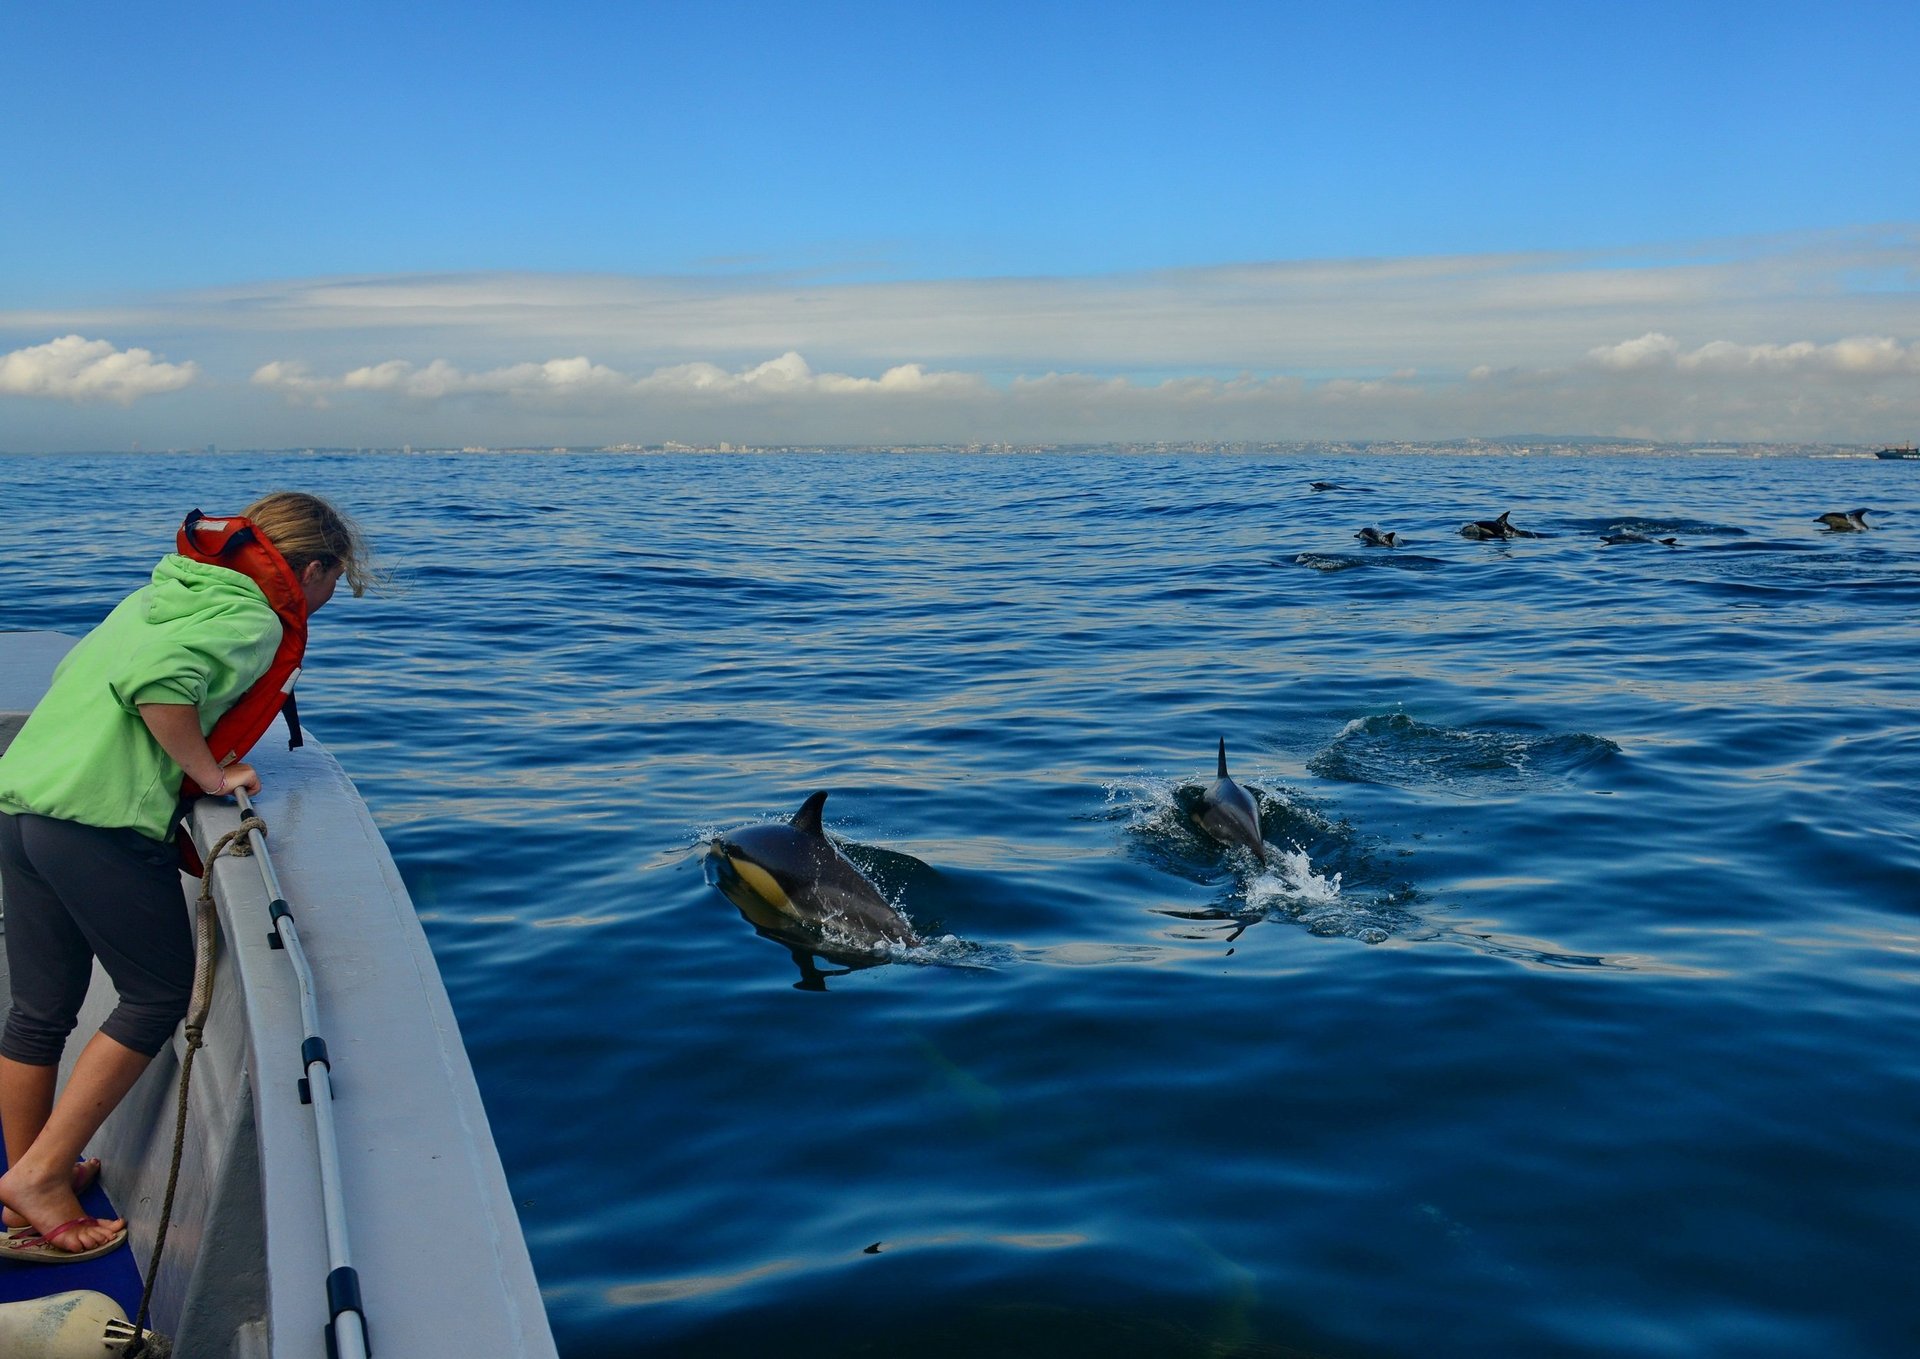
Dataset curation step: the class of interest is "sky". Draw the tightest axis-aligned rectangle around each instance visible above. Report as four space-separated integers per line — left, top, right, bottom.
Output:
4 1 1918 449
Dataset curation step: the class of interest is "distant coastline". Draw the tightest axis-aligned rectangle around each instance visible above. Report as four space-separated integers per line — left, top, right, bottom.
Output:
0 439 1889 458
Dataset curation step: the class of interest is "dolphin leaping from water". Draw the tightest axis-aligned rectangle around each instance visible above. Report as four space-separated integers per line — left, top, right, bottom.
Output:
1816 509 1874 531
1354 526 1400 547
709 791 919 948
1194 739 1265 863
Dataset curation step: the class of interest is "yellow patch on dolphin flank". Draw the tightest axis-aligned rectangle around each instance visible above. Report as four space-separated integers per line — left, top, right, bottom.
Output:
728 856 794 914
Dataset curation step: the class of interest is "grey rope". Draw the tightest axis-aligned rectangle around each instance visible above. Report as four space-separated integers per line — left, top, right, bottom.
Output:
122 814 264 1359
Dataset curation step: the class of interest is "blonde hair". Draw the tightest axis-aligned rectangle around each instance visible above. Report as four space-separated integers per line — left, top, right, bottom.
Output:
242 491 374 598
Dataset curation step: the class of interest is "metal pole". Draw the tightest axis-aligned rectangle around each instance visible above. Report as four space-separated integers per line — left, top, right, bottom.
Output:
232 789 370 1359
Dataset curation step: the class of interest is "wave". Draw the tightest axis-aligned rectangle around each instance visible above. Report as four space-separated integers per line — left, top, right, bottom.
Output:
1309 712 1620 788
1563 515 1750 537
1288 551 1448 573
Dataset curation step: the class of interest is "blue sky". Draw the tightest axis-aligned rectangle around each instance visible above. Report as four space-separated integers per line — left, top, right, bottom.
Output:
5 2 1918 446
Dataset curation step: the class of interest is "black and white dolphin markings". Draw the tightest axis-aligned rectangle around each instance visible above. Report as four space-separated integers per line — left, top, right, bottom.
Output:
708 791 919 949
1459 511 1541 540
1194 739 1265 863
1354 526 1400 547
1816 509 1874 531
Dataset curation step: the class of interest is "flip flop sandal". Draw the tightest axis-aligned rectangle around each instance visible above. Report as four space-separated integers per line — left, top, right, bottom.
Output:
1 1216 127 1264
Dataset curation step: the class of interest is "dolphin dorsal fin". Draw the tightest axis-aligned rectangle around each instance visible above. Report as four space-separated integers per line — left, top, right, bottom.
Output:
1217 738 1229 779
1495 511 1512 526
791 790 829 838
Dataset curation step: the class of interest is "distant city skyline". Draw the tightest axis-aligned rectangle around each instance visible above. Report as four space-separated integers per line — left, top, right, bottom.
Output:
5 2 1917 448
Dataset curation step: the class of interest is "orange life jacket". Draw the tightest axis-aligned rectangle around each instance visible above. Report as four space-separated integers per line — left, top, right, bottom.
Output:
172 506 309 804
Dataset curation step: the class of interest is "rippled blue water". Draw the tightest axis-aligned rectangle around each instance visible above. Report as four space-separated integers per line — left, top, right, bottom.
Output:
4 450 1918 1357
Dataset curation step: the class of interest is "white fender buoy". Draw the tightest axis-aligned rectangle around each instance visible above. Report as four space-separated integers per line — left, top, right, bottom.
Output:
0 1289 165 1357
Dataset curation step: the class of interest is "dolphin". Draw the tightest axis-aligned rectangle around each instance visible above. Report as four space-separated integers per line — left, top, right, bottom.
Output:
1354 526 1400 547
1459 510 1540 540
1600 531 1679 546
1816 509 1873 531
1309 481 1345 492
708 791 919 948
1194 739 1265 863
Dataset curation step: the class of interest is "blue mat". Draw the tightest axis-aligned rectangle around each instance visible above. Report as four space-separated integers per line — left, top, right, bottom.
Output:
0 1143 145 1315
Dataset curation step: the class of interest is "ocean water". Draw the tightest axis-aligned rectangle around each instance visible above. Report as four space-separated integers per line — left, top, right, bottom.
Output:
3 449 1918 1358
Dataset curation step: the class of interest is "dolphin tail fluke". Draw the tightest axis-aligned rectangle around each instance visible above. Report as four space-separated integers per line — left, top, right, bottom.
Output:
791 790 829 837
1217 738 1229 778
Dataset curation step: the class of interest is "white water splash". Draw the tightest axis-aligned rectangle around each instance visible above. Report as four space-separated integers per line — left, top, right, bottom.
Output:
886 933 990 967
1101 772 1187 827
1245 847 1343 911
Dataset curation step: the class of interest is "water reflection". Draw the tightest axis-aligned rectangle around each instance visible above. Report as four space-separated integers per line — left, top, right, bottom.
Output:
606 1228 1090 1307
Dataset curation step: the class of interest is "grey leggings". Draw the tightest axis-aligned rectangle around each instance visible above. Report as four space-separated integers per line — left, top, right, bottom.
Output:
0 811 195 1063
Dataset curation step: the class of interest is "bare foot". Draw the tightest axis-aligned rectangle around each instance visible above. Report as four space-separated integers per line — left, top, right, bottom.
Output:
1 1157 99 1230
0 1159 123 1251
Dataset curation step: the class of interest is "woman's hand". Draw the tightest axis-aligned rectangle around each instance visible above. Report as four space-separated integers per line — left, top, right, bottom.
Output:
214 762 262 796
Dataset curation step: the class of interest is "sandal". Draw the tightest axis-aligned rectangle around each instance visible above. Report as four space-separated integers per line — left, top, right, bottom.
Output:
1 1216 128 1264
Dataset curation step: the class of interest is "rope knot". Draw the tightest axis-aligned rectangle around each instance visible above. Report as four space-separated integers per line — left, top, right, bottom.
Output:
228 814 268 856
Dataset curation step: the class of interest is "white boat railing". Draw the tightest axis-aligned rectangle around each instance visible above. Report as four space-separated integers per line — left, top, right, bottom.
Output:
228 787 370 1359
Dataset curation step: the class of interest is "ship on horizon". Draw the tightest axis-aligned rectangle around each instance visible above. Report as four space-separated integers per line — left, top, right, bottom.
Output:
1875 444 1919 460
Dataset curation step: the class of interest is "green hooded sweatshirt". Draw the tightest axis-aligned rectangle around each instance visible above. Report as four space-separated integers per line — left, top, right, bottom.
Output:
0 554 283 840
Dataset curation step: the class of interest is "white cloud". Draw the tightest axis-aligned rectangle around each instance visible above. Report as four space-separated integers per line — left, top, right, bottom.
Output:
0 335 199 402
249 359 334 406
1678 335 1919 374
1588 331 1920 375
337 356 629 398
1587 332 1684 369
226 335 1920 445
635 352 982 398
9 227 1920 443
19 227 1916 383
254 355 633 403
252 350 984 405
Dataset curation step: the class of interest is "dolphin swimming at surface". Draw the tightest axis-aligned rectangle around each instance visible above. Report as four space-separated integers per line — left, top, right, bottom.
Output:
1816 509 1874 531
1459 511 1540 540
708 791 919 948
1600 530 1679 546
1194 739 1265 863
1354 526 1400 547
